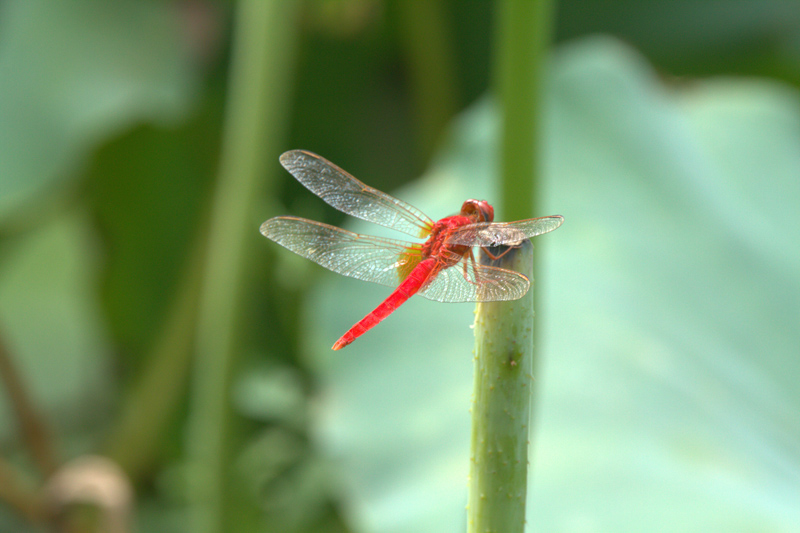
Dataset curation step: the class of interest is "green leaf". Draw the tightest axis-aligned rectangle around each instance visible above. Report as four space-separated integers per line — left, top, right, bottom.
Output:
0 0 195 221
87 118 217 362
303 37 800 531
0 211 112 441
555 0 800 83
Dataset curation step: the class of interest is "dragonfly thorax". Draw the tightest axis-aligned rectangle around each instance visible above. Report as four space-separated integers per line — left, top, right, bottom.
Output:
421 215 473 265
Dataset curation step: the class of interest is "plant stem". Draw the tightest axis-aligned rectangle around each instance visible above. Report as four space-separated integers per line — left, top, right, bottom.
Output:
186 1 298 532
494 0 554 220
468 241 534 533
470 0 554 528
0 328 58 477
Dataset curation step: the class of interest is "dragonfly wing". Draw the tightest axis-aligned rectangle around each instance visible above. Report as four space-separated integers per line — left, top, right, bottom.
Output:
260 216 422 287
445 215 564 247
280 150 435 238
417 259 530 303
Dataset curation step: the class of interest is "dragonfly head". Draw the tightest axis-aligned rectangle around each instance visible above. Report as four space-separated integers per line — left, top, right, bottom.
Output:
461 199 494 223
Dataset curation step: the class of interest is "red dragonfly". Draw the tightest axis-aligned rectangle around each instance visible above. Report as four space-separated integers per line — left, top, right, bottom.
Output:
261 150 563 350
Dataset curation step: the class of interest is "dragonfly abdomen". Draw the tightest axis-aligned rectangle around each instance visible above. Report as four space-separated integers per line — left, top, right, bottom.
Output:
332 258 437 350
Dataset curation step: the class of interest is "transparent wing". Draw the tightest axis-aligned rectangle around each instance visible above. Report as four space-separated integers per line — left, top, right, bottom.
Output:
260 216 422 287
418 258 530 303
445 215 564 247
280 150 435 238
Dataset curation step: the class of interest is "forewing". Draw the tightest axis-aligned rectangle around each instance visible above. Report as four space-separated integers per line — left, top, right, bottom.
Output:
260 216 422 287
417 259 530 303
280 150 435 238
445 215 564 247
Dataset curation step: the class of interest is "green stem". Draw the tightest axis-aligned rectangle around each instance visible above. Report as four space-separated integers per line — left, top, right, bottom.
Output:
468 241 534 533
494 0 554 220
186 1 298 532
469 0 554 527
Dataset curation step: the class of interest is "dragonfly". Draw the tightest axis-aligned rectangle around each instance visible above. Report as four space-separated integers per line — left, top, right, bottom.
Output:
260 150 563 350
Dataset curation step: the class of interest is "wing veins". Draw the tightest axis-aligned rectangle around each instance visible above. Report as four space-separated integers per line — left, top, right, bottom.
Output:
261 216 422 288
280 150 434 238
445 215 564 247
418 260 530 303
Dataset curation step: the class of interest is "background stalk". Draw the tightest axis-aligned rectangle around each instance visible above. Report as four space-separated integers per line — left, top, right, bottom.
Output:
186 1 298 532
495 0 554 220
468 241 534 533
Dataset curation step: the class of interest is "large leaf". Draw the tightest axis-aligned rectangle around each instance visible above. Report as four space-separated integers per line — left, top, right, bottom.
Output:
555 0 800 83
0 0 195 221
297 37 800 531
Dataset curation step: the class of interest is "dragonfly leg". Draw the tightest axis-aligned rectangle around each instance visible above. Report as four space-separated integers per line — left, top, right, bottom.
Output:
482 245 516 261
463 250 482 286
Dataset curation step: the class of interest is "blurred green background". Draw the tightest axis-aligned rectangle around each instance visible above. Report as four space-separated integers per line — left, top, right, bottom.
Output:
1 0 799 532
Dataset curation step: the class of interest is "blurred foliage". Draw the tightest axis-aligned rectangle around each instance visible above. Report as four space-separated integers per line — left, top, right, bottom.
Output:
0 0 798 532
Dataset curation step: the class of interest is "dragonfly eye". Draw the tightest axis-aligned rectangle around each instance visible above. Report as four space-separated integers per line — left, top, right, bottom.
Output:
461 199 494 222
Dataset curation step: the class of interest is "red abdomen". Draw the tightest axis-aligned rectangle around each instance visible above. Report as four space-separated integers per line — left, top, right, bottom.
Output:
332 258 438 350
